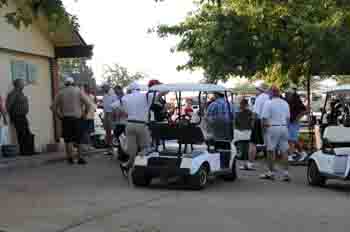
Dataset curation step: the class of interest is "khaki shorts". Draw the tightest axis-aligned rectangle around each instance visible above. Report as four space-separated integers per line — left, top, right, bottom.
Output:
265 126 289 152
103 112 113 130
126 122 151 165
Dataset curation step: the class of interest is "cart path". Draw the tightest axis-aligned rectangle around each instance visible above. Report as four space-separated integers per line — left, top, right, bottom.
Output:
0 155 349 232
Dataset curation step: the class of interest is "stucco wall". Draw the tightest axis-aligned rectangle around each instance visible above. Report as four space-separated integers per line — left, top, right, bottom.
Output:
0 1 54 57
0 51 54 152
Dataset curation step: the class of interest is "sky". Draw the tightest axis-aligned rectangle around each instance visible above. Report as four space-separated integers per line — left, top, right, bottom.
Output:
63 0 203 85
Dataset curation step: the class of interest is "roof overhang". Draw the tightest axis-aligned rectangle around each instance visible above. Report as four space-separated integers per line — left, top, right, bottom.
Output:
49 28 93 59
20 0 94 59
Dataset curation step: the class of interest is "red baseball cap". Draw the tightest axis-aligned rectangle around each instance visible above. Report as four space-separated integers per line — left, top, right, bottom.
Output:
148 79 161 88
270 85 280 97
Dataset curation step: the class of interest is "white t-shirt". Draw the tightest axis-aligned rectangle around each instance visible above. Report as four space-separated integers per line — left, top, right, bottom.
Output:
111 90 153 122
262 98 290 125
103 91 118 113
253 93 270 118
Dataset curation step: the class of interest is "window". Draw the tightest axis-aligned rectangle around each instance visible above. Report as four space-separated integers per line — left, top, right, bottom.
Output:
11 60 39 85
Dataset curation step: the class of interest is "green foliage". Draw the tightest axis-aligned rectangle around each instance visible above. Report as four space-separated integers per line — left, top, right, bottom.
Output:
0 0 79 31
103 64 147 88
156 0 350 85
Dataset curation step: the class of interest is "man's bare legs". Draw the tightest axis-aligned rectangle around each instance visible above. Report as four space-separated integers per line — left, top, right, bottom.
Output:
280 150 290 181
65 142 87 165
259 150 276 179
249 143 257 163
65 142 74 164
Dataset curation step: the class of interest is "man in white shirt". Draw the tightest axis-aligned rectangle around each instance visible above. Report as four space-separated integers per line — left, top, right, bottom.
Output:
246 83 270 170
260 85 291 181
111 82 165 177
102 83 118 155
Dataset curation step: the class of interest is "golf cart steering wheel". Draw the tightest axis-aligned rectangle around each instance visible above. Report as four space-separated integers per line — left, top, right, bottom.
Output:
175 114 191 127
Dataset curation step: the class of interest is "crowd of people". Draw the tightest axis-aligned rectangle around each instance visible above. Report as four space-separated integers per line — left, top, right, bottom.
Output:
0 75 310 185
49 77 309 182
235 83 308 181
0 76 310 185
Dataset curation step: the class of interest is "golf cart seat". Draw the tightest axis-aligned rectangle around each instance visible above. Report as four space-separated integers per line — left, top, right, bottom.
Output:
323 126 350 146
149 122 178 141
177 125 205 145
148 122 178 151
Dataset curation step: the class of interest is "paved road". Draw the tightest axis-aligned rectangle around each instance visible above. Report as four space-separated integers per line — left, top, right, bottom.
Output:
0 155 349 232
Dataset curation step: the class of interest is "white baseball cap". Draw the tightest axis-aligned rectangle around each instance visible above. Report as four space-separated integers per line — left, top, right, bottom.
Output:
127 82 141 92
64 77 74 84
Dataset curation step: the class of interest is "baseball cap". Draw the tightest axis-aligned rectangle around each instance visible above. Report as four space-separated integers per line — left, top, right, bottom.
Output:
148 79 161 88
64 77 74 84
256 83 269 92
127 82 141 92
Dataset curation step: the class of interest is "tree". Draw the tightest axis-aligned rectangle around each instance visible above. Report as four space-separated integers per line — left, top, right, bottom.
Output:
103 64 146 88
156 0 350 88
0 0 78 30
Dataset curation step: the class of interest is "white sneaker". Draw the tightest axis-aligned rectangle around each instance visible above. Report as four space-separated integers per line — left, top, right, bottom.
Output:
246 162 255 170
259 171 275 180
240 162 256 171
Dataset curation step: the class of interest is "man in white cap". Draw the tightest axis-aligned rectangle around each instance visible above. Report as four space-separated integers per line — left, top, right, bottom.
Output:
111 82 166 177
244 82 270 170
51 77 93 165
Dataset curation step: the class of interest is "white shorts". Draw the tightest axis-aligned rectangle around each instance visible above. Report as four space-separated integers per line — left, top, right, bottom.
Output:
265 126 289 152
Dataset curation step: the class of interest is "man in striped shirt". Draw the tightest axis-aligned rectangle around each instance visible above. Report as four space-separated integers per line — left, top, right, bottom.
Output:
206 92 235 140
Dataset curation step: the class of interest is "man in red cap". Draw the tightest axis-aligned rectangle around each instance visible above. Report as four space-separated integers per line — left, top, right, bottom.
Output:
261 85 291 181
148 79 168 122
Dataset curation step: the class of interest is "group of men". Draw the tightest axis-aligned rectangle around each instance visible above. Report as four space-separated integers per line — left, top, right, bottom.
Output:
236 83 307 181
50 76 307 183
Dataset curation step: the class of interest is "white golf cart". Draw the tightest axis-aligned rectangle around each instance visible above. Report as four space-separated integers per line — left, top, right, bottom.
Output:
307 85 350 186
132 83 237 190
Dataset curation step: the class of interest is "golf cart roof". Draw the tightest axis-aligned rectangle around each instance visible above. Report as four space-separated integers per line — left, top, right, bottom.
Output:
323 126 350 143
326 85 350 94
149 83 228 92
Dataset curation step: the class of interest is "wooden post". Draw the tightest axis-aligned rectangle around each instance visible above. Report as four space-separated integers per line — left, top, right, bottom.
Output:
50 58 61 142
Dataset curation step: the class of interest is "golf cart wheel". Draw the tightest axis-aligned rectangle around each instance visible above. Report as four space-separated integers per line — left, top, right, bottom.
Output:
307 161 326 186
187 164 209 190
223 159 237 181
131 168 152 187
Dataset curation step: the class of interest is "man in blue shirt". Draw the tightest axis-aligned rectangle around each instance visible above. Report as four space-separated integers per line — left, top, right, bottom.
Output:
206 92 234 140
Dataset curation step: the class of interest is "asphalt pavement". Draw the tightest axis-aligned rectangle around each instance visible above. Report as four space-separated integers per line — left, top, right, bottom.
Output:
0 155 349 232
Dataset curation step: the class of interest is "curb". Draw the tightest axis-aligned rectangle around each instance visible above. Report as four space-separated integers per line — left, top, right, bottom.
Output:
0 149 108 173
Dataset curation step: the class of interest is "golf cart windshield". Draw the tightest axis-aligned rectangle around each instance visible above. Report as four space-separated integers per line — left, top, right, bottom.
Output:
147 83 233 154
320 85 350 145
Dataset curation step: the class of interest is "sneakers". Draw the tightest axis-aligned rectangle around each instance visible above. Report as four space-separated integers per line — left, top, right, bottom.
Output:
77 158 87 165
240 162 256 171
259 171 275 180
67 157 74 165
120 163 129 178
67 157 87 165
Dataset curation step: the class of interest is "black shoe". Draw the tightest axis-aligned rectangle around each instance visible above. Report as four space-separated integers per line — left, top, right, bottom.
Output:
77 158 87 165
67 157 74 165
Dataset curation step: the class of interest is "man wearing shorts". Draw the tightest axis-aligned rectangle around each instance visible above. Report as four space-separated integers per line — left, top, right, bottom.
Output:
248 83 270 170
286 87 307 159
111 82 155 176
261 86 291 181
51 77 92 165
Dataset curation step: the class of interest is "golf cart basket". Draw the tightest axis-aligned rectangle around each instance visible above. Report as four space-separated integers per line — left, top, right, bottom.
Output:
147 83 235 154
